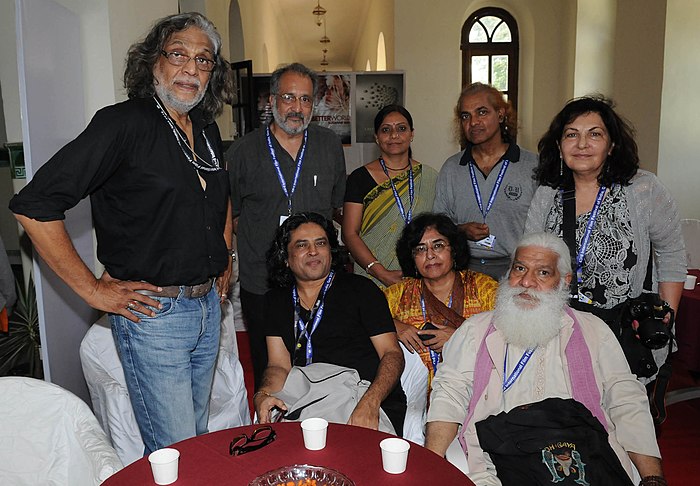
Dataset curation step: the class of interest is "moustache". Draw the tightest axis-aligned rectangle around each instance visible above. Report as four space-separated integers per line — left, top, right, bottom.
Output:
173 78 201 89
285 111 305 121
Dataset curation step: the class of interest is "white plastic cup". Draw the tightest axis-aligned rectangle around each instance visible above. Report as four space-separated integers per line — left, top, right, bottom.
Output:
684 274 697 290
148 448 180 485
380 437 410 474
300 417 328 450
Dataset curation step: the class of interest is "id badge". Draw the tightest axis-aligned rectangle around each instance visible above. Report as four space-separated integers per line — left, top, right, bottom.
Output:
476 234 496 249
279 215 289 226
578 291 593 304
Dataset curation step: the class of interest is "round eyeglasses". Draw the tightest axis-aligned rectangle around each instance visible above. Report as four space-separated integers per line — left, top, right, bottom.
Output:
161 50 216 72
277 93 314 107
229 426 276 456
412 241 450 257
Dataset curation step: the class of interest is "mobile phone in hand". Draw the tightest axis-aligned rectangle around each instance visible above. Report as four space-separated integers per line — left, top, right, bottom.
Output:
419 322 437 341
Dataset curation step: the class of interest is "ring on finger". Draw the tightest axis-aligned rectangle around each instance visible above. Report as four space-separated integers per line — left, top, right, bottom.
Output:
127 301 136 309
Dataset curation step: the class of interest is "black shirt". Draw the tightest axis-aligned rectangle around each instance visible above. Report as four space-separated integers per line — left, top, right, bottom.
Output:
226 124 347 294
9 97 230 286
264 272 406 432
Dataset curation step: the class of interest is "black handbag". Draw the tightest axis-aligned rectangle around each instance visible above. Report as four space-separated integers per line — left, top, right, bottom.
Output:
476 398 634 486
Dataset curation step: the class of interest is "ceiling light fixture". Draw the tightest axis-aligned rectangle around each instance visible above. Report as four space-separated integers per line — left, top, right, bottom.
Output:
312 1 327 27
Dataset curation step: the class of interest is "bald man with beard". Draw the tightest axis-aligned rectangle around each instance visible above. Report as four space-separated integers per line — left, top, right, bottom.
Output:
425 233 665 486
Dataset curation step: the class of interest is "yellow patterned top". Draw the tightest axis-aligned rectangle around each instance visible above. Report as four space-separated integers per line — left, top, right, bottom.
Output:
383 270 497 384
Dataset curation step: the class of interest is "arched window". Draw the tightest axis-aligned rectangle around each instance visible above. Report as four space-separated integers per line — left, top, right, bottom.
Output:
462 8 519 111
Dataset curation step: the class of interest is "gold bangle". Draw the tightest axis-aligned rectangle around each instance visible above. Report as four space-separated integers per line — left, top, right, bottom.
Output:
253 390 271 400
366 260 380 273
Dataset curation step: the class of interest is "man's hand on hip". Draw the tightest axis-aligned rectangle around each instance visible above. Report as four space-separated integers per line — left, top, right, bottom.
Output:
89 271 163 323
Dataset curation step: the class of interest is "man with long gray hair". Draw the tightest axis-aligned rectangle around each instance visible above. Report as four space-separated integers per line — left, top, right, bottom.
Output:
425 233 665 486
227 62 346 388
10 12 237 453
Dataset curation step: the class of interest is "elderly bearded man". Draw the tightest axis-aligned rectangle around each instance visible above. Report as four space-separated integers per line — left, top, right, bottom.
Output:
425 233 665 486
227 63 346 388
10 13 236 454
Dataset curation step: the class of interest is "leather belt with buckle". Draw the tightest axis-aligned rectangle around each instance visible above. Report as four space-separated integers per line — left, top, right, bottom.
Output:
137 278 215 299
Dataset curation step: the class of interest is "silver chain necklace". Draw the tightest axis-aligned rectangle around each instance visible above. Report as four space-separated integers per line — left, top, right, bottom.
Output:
153 96 221 172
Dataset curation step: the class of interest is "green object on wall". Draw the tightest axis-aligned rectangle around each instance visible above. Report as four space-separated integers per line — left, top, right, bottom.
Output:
4 143 25 180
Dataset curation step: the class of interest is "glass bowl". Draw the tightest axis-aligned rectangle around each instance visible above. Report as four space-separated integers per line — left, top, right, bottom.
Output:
249 464 355 486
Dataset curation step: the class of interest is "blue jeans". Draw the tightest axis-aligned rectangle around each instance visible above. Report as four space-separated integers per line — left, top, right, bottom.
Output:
110 286 220 455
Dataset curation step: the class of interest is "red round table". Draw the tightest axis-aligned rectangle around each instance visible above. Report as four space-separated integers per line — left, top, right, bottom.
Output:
676 269 700 372
103 422 474 485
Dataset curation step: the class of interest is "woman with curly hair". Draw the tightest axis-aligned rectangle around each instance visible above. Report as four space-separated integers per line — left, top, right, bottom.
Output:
384 213 497 384
525 96 685 380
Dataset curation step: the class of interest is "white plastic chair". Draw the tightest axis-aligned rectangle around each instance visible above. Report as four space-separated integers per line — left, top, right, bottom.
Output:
399 343 429 445
80 299 250 466
681 218 700 269
0 377 122 485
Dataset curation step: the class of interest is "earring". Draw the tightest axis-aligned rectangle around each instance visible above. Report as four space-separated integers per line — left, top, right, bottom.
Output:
559 155 564 177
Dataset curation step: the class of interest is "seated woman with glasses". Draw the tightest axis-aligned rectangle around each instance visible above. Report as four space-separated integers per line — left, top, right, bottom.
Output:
384 213 497 384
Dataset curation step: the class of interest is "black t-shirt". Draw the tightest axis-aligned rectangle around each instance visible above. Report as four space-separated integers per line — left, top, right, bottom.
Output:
9 97 229 286
264 272 406 432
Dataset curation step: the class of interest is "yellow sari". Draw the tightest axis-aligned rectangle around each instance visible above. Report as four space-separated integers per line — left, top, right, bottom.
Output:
384 270 497 385
354 163 438 286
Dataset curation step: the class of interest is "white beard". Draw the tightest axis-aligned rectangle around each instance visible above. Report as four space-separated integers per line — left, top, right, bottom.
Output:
154 80 206 114
493 281 569 348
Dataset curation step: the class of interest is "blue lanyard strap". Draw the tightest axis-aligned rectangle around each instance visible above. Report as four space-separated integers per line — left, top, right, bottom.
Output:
566 185 608 284
502 344 536 392
379 158 415 224
266 127 308 216
468 160 510 222
292 270 335 365
419 288 453 374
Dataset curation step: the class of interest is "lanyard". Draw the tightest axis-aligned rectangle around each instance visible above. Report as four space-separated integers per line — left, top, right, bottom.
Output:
568 185 608 284
379 158 415 224
153 97 221 172
292 270 335 365
419 289 453 374
502 344 536 392
266 126 308 216
468 160 510 222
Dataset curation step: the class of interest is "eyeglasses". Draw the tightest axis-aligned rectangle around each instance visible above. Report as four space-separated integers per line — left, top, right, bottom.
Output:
229 426 276 456
277 93 314 107
412 241 450 257
161 50 216 72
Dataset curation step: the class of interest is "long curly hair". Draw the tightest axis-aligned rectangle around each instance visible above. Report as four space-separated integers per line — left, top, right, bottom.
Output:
535 95 639 188
395 213 471 278
454 82 517 146
266 212 344 288
123 12 234 122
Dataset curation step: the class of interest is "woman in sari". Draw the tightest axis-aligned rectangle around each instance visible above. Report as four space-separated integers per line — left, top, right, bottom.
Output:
343 105 438 287
384 213 497 384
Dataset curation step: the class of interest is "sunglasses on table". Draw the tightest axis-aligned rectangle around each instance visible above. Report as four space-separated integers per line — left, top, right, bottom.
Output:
229 426 277 456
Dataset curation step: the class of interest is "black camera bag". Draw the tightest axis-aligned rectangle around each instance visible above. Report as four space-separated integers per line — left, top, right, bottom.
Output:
560 188 672 424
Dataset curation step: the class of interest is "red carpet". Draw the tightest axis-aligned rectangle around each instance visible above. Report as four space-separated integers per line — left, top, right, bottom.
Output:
656 355 700 485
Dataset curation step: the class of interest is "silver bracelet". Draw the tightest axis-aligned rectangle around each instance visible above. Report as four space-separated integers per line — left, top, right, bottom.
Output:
365 260 380 273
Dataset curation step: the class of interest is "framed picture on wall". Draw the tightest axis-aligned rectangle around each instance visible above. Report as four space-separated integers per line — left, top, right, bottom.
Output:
313 73 351 144
354 72 405 143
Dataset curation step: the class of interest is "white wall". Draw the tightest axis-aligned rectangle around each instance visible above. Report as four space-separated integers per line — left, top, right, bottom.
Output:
351 1 394 71
657 0 700 218
395 0 576 170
